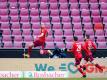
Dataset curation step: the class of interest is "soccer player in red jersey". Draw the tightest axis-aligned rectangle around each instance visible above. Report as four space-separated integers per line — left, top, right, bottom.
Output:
82 35 103 71
68 36 86 78
24 23 48 58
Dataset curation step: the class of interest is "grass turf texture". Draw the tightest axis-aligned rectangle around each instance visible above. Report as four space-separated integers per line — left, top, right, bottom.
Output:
0 78 106 80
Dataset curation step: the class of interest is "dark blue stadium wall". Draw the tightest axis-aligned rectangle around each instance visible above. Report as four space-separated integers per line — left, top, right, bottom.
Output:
0 49 107 58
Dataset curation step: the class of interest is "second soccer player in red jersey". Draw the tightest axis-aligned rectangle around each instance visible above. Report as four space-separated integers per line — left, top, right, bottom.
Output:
68 36 86 78
24 23 48 58
83 35 103 72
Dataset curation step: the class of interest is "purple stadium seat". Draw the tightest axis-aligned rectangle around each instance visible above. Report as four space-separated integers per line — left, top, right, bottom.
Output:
85 29 94 36
0 16 9 22
59 0 68 3
55 42 65 48
29 3 38 9
90 3 99 10
74 29 83 36
101 10 107 17
30 9 39 16
41 17 50 23
64 29 73 36
52 23 62 29
51 17 60 23
78 36 84 42
80 4 89 10
104 24 107 30
99 0 107 3
50 10 59 16
14 42 22 48
89 0 98 3
0 9 8 16
4 42 13 48
59 3 68 10
69 0 78 3
45 42 54 49
97 42 107 49
54 29 63 36
0 2 7 9
2 29 11 35
63 23 72 29
83 23 93 30
54 36 63 42
11 23 20 29
95 30 104 36
72 17 81 23
40 10 49 16
32 23 40 29
100 3 107 10
9 9 19 16
24 36 33 42
12 29 21 36
33 29 41 36
18 0 27 2
62 17 71 23
81 9 90 17
65 36 73 42
31 16 40 23
39 0 47 2
28 0 38 3
2 36 11 42
1 23 10 29
70 3 79 9
73 23 82 29
91 10 100 16
103 17 107 24
49 3 58 9
40 3 48 9
19 3 28 9
9 2 18 9
82 17 91 23
20 9 29 16
49 0 58 3
92 16 102 23
60 10 69 17
66 42 73 49
10 16 19 22
79 0 88 3
0 0 7 2
97 36 106 42
20 16 29 23
71 9 80 16
22 29 31 36
46 36 53 42
14 36 23 42
22 23 31 29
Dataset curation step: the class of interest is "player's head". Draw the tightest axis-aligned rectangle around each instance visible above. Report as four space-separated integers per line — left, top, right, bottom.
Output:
73 36 78 41
85 34 90 39
41 23 46 29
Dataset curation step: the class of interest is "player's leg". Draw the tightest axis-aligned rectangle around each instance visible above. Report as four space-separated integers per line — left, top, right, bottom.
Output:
75 58 86 78
89 55 103 72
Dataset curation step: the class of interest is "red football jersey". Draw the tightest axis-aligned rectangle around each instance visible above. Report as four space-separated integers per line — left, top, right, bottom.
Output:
83 39 96 55
38 27 48 42
71 41 83 59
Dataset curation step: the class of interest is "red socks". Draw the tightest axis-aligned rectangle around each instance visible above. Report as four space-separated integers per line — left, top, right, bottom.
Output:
28 46 32 57
78 67 86 76
95 64 103 72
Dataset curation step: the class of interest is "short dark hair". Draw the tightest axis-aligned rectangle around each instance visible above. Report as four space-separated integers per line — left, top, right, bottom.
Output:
86 35 90 39
73 36 78 41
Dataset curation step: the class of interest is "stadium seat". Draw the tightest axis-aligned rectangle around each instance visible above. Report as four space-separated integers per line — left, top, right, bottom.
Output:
69 0 78 3
1 23 10 29
79 0 88 3
11 23 21 29
12 29 22 36
10 16 19 23
45 42 55 49
3 42 13 48
64 29 73 36
97 42 107 49
49 3 58 10
63 23 72 29
59 3 68 10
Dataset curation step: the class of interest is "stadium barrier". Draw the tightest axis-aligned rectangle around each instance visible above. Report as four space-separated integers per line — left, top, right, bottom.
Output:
0 58 107 78
0 49 107 58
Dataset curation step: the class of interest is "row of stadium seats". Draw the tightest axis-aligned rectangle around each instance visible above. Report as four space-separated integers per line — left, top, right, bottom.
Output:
0 0 107 49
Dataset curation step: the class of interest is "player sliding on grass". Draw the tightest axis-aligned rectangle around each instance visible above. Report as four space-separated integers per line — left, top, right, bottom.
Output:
82 35 103 72
24 23 48 58
68 36 86 78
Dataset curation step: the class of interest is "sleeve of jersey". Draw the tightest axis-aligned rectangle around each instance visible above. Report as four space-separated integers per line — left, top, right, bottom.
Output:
92 42 96 51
